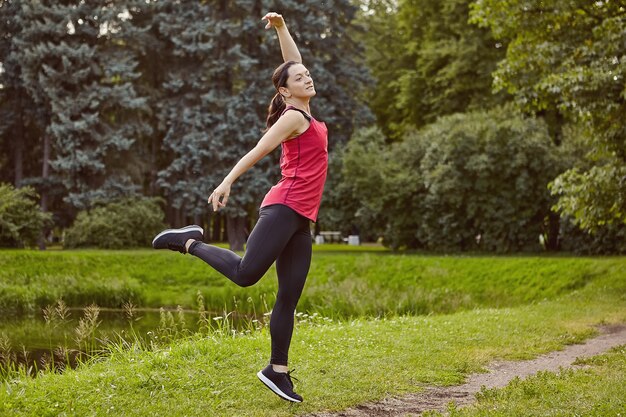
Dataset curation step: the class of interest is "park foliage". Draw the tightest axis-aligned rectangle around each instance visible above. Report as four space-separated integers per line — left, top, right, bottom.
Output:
0 0 624 252
0 0 370 249
470 0 626 232
63 198 165 249
0 184 51 248
319 0 625 252
339 106 563 251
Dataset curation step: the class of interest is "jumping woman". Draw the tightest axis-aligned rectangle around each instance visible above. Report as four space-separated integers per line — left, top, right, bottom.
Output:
151 12 327 403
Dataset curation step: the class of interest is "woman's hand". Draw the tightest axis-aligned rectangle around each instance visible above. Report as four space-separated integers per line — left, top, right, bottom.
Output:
262 12 285 30
208 182 231 212
263 12 301 63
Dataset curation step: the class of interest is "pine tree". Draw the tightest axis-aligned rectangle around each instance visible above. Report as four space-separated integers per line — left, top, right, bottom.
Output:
119 0 168 199
0 0 63 249
154 0 372 249
148 0 266 249
6 0 371 248
0 0 40 188
15 0 150 211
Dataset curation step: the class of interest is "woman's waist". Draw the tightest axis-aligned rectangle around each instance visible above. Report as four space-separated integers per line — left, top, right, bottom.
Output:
276 169 328 183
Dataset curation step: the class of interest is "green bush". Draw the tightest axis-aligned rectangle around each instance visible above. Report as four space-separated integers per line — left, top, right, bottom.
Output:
558 216 626 255
326 127 391 242
342 107 563 251
416 107 562 252
63 198 166 249
0 183 52 248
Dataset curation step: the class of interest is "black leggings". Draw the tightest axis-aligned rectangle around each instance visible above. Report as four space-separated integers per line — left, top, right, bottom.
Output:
188 204 312 366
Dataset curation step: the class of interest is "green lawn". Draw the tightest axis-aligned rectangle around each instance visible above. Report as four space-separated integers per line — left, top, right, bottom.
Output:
0 253 624 416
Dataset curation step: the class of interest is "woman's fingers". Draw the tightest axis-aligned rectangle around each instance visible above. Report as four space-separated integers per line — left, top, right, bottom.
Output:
208 190 229 212
212 194 221 212
262 13 271 28
208 193 215 211
208 192 218 212
262 12 283 29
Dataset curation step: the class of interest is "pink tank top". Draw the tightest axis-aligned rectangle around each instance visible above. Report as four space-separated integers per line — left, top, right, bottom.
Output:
260 107 328 222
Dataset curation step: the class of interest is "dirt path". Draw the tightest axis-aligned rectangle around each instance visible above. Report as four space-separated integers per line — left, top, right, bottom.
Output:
306 324 626 417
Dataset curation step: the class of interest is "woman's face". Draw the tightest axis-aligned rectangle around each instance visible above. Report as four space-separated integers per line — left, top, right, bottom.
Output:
280 64 315 99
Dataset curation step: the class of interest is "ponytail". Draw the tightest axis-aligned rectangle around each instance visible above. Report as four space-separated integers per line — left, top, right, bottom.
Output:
265 60 298 131
266 92 286 130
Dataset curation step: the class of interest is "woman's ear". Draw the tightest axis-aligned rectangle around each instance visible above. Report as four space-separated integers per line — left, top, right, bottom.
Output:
278 86 291 98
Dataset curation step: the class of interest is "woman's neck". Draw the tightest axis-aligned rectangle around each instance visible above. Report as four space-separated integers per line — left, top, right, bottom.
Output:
284 98 311 115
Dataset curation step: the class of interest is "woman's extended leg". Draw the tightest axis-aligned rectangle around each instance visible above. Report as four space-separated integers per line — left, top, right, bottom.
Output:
256 217 311 403
187 204 301 287
270 222 312 366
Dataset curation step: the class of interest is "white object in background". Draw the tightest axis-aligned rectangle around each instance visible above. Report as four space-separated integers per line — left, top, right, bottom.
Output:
315 235 325 245
348 235 360 246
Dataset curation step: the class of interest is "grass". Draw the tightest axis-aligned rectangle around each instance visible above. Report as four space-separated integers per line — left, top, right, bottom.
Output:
1 249 622 318
425 346 626 417
1 261 625 416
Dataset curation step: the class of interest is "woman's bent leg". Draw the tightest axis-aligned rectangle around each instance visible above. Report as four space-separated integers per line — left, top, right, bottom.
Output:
188 204 300 287
270 222 312 366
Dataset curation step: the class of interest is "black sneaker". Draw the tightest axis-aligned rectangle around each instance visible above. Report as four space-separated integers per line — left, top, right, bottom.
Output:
257 365 303 403
151 225 204 253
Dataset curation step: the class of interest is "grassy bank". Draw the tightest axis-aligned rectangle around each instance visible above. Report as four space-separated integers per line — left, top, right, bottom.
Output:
1 265 625 416
1 250 623 317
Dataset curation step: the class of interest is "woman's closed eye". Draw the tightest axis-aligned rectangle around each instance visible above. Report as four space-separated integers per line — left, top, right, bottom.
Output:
296 73 311 82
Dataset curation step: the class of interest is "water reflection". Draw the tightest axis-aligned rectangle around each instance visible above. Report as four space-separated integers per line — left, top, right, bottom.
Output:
0 306 259 376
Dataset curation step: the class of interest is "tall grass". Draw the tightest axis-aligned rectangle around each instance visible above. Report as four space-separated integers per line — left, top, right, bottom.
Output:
0 300 102 379
0 290 280 379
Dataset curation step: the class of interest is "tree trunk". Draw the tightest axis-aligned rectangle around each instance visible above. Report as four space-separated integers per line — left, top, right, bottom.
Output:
545 109 565 147
38 133 51 250
546 212 560 251
172 206 181 228
13 94 24 188
193 212 203 239
211 214 221 242
177 205 187 228
149 128 158 196
165 203 175 228
226 215 246 251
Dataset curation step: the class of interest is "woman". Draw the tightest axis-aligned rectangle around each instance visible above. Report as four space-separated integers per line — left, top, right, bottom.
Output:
152 12 327 403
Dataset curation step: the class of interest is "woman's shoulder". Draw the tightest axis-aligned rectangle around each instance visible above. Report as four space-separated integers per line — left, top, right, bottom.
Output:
281 106 312 121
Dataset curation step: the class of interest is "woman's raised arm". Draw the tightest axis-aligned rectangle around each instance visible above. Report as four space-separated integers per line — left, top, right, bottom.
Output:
262 12 302 63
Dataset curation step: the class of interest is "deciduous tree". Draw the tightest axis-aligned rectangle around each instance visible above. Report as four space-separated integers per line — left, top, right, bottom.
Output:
358 0 506 138
471 0 626 231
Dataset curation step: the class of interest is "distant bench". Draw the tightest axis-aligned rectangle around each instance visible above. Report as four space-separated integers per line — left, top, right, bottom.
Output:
318 231 342 243
315 231 360 245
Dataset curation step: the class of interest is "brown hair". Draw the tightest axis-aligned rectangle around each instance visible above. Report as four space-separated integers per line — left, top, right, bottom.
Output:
266 61 298 130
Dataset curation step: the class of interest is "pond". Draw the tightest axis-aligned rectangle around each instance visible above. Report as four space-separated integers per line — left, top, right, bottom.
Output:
0 303 262 376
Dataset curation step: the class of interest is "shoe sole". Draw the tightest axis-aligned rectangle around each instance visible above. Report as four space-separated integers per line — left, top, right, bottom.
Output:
256 371 302 403
151 225 204 247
